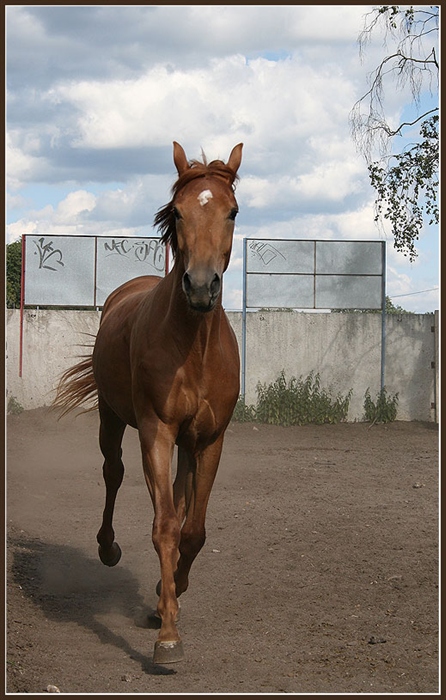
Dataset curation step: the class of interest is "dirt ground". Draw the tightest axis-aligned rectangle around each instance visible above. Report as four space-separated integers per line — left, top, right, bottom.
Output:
6 408 439 694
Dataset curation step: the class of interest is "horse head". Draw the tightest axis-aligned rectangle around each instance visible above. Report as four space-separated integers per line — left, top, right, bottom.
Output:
155 141 243 312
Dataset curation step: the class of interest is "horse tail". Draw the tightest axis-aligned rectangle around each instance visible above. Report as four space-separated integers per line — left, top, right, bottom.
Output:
53 346 98 417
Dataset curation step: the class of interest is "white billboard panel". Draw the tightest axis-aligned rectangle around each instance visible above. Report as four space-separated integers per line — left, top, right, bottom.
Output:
316 240 383 275
247 274 314 308
316 275 382 309
23 234 166 307
95 237 166 305
24 235 96 306
244 239 384 310
246 239 314 274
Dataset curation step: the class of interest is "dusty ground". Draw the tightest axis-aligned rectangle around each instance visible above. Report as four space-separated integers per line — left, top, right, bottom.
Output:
6 408 439 694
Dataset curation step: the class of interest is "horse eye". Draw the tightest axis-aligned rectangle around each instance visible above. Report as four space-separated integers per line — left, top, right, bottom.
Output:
228 208 238 221
172 207 182 220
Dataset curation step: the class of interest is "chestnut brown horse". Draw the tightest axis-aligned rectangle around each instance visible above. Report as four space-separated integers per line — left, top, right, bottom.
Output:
54 141 243 664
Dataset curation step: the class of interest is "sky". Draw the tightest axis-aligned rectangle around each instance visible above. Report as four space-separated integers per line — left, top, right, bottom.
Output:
6 5 439 312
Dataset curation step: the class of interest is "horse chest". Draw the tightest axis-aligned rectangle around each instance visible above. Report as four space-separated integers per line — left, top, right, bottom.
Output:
167 365 231 423
134 351 235 443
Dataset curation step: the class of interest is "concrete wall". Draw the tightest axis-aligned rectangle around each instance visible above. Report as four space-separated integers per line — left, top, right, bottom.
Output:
6 309 438 422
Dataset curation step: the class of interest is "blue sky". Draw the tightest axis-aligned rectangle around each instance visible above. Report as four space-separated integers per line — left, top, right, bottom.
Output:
6 5 439 312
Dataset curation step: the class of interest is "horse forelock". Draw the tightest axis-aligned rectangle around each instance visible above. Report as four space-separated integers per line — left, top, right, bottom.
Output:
154 157 240 257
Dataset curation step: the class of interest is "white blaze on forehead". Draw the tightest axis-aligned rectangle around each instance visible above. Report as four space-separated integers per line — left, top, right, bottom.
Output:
197 189 213 206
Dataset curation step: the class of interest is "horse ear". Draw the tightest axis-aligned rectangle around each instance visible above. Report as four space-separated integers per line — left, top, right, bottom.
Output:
173 142 190 176
227 143 243 174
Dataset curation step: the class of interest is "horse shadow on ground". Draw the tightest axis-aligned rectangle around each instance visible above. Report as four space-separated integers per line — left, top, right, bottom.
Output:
8 531 176 676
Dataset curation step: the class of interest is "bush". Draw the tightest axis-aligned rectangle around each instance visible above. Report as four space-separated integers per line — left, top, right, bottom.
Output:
231 398 257 422
233 370 352 427
363 387 399 424
7 396 24 415
6 240 22 308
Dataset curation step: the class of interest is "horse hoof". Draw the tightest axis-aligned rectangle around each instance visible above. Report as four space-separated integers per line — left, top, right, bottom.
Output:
153 640 184 664
98 542 122 567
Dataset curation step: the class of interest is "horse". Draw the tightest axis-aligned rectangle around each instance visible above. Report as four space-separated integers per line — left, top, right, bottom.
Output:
54 141 243 664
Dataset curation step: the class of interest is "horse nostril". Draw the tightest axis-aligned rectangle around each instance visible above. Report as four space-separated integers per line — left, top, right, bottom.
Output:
210 273 221 297
182 272 192 293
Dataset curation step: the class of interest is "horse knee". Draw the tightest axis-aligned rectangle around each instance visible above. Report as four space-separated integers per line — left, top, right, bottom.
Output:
102 459 124 490
180 527 206 561
152 515 181 556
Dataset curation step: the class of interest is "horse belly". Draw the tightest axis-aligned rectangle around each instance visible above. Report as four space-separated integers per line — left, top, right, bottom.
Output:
93 315 138 428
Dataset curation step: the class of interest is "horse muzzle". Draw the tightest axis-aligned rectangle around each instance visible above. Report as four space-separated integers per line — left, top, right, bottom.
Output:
182 269 221 312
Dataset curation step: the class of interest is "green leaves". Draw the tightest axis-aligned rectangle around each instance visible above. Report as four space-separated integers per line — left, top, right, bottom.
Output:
233 371 352 427
6 240 22 309
232 399 257 422
7 396 24 415
363 387 399 424
234 376 400 426
368 115 438 262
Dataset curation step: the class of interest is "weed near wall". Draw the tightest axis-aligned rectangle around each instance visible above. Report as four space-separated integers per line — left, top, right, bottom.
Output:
233 370 352 426
363 387 399 424
7 396 24 415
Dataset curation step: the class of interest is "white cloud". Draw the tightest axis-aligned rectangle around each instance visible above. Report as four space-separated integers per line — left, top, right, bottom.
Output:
6 133 45 190
35 50 359 170
55 190 96 221
7 191 96 243
6 179 169 244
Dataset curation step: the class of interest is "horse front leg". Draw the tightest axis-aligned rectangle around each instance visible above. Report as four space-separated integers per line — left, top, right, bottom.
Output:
96 396 126 567
174 436 224 598
139 423 184 664
173 445 194 528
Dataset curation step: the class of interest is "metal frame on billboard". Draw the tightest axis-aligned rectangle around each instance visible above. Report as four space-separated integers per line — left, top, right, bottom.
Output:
241 238 386 398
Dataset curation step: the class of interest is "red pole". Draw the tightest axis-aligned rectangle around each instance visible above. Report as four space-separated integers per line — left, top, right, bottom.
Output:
19 235 25 377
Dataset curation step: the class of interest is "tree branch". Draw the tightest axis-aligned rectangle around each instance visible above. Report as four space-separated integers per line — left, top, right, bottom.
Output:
380 108 439 137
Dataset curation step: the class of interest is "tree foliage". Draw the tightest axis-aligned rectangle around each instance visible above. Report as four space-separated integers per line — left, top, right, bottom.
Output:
6 240 22 308
384 295 410 314
351 5 439 261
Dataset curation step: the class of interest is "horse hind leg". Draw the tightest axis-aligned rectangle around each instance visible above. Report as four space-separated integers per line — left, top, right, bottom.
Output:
96 397 126 567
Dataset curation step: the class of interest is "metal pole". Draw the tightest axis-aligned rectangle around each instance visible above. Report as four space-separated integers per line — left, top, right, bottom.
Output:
241 238 247 401
93 236 98 308
380 242 386 391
